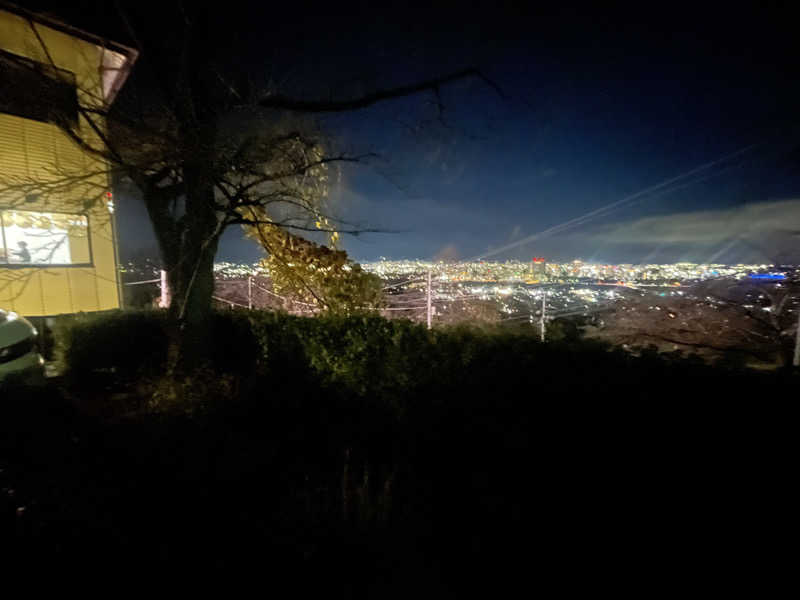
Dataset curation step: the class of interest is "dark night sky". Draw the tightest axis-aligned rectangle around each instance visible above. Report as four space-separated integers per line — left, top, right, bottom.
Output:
22 1 800 264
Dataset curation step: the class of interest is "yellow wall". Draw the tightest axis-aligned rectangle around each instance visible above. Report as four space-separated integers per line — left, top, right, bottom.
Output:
0 8 121 316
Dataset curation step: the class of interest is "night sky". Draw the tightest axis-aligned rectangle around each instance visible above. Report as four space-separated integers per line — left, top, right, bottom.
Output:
23 1 800 264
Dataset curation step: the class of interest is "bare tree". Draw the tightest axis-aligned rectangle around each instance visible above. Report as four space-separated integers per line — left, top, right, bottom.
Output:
1 2 498 361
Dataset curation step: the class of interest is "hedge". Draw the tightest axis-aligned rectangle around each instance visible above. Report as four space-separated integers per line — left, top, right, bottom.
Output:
54 310 546 402
54 310 170 379
53 308 785 415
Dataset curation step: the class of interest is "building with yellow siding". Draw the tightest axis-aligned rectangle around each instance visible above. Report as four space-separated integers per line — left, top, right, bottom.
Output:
0 2 137 316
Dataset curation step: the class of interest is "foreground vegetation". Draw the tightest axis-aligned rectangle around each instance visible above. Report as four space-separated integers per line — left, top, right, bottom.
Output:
1 310 792 591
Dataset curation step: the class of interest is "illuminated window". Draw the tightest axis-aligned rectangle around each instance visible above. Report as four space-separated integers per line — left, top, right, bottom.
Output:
0 210 90 266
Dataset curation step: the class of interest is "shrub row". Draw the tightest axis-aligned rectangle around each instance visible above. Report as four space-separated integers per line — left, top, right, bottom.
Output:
50 310 637 380
54 310 570 409
53 308 791 417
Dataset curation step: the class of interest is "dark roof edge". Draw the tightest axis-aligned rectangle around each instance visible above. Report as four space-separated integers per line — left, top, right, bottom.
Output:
0 1 138 103
0 1 138 60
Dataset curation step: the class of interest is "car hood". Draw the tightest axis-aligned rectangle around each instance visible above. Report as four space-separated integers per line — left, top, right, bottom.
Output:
0 310 36 347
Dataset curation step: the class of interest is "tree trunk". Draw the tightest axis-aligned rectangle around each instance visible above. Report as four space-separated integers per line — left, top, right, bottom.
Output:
146 62 222 370
168 239 219 371
165 230 219 326
170 171 221 369
144 170 221 370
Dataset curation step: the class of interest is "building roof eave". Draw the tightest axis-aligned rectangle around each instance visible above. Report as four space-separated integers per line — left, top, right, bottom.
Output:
0 1 139 105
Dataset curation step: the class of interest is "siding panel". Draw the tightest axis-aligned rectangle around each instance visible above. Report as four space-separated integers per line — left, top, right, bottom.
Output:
0 9 120 316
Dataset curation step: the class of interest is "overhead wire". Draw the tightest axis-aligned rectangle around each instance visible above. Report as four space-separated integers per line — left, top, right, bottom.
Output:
467 143 760 262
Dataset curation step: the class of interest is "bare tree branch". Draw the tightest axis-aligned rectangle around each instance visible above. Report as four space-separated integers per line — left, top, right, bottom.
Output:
259 68 504 112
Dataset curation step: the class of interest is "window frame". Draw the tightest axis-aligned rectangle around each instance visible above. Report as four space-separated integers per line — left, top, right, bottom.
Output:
0 207 94 269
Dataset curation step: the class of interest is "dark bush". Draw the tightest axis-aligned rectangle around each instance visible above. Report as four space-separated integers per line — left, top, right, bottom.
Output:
51 307 790 423
54 310 169 380
298 314 433 408
53 309 265 384
207 310 261 375
248 310 316 382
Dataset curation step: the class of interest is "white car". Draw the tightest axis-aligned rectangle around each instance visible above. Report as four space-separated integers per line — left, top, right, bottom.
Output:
0 309 45 387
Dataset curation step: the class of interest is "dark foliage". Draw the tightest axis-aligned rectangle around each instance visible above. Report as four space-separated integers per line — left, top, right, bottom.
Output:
1 311 793 591
54 309 261 382
54 310 170 379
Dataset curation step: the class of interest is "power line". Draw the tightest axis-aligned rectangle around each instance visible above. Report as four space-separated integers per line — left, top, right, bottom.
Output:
383 277 427 290
468 143 760 262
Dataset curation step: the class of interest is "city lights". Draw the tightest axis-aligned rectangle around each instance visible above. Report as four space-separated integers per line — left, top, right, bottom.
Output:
121 258 797 325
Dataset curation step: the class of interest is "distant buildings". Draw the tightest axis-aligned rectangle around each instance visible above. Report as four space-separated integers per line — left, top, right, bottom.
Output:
362 259 767 285
530 257 546 280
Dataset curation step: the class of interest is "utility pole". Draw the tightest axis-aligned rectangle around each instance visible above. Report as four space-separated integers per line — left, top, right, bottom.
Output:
540 292 546 342
159 269 170 308
426 269 432 330
248 276 253 310
793 310 800 367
